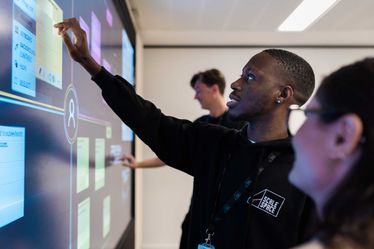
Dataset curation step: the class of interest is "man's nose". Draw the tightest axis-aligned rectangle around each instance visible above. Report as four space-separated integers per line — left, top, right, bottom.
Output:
231 78 241 90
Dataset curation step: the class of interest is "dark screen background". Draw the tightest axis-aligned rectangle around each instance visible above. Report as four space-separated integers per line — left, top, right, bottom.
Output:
0 0 135 248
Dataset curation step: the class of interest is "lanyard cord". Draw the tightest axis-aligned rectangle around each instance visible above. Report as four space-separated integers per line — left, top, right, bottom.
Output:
242 150 281 247
206 149 280 238
213 176 253 224
206 165 227 235
206 149 263 236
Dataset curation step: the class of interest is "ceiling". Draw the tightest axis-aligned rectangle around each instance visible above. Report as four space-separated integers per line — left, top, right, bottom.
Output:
126 0 374 46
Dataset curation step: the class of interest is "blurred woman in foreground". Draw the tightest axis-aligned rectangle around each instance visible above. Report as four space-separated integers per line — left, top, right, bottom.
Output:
289 58 374 249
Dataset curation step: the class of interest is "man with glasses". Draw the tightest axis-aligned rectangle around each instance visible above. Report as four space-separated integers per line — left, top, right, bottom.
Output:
55 18 317 249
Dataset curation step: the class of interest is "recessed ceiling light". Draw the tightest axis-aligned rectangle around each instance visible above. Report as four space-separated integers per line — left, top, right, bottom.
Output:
278 0 341 32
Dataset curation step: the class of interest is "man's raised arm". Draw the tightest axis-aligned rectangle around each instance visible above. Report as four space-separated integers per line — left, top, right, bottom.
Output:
55 18 163 154
54 18 215 175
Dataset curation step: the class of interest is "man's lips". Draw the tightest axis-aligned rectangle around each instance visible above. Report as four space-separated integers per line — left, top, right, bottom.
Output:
227 93 240 108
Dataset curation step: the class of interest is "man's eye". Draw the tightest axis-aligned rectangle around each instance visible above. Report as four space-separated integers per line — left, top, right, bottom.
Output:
246 73 255 81
240 73 256 81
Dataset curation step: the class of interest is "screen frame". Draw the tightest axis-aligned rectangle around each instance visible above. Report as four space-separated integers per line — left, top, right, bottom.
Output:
112 0 136 248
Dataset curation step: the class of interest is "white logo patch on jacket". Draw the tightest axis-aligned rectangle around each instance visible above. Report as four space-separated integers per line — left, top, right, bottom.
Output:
247 189 285 217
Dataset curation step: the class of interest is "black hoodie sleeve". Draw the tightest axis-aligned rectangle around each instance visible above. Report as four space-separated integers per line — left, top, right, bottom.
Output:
92 67 232 175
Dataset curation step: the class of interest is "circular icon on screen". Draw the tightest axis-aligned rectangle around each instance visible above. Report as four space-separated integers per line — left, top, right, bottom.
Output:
64 84 79 144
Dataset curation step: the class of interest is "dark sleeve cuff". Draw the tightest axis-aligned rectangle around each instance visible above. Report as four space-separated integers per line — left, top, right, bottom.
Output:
91 66 110 89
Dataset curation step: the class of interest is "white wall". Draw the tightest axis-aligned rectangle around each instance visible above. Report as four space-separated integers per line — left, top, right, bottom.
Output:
137 47 374 249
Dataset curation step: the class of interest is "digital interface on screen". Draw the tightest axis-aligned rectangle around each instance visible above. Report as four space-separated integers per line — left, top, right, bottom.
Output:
0 0 135 248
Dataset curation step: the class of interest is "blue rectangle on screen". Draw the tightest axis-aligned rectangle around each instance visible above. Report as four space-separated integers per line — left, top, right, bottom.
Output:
0 125 26 228
12 1 36 97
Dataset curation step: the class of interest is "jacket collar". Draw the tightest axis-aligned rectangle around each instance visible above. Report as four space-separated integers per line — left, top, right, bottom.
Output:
239 123 292 150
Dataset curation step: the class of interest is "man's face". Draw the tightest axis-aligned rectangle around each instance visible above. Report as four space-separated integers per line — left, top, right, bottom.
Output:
193 80 215 110
227 52 283 121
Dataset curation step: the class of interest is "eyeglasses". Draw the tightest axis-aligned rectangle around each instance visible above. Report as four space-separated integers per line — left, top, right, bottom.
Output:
287 104 344 136
287 105 367 146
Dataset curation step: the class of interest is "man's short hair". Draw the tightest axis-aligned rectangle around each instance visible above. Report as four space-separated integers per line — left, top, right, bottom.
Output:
190 68 226 95
263 49 315 105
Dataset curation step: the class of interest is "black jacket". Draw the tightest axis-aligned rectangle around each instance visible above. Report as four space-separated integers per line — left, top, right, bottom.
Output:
179 112 246 249
194 112 246 130
93 68 317 249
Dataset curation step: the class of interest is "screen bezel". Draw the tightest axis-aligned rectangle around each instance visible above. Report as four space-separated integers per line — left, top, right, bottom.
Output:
112 0 136 248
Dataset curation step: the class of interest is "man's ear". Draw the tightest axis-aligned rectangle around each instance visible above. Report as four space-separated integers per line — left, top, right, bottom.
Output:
276 85 294 103
331 114 363 159
211 84 220 94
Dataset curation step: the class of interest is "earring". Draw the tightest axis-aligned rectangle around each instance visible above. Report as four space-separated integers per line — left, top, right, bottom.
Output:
276 99 281 104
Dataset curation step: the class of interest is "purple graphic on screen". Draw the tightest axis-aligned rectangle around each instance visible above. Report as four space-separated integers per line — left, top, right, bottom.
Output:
79 16 90 49
106 8 113 27
91 12 101 63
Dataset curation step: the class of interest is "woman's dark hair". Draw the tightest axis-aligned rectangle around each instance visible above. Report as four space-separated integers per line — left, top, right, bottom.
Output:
315 58 374 248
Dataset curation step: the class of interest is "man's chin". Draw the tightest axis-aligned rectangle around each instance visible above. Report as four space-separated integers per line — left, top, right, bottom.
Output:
228 109 245 121
200 104 208 110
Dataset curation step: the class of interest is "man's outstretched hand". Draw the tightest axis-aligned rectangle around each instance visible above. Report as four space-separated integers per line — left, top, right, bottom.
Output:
121 154 138 169
54 18 101 76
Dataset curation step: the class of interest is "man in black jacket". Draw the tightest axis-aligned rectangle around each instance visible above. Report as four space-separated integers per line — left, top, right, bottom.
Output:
55 18 317 249
122 68 246 249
